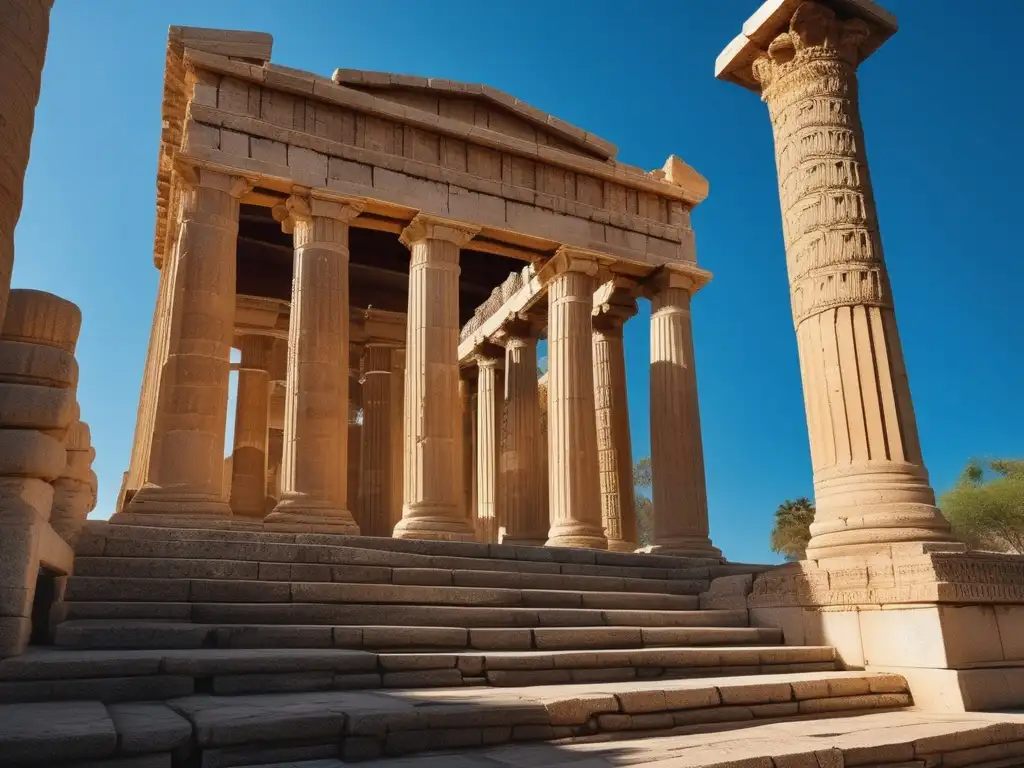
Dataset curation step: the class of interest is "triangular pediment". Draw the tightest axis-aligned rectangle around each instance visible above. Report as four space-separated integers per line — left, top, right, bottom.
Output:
332 69 617 162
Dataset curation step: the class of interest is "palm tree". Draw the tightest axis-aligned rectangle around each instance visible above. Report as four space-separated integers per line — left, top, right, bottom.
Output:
770 497 816 561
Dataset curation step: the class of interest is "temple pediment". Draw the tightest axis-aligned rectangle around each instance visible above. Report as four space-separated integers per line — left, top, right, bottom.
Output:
331 69 617 162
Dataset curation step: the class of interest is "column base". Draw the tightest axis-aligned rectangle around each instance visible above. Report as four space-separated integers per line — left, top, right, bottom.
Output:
546 522 608 550
393 511 477 542
265 495 360 534
124 484 231 519
502 536 548 548
607 538 638 553
640 537 722 559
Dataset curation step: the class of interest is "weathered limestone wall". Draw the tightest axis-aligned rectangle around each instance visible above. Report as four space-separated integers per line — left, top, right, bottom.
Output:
0 0 53 327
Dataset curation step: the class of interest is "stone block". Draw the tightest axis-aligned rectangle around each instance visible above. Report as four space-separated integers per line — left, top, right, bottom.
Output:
216 625 333 649
0 700 116 763
0 341 77 389
0 430 66 480
361 626 467 649
382 669 463 688
469 628 532 650
699 573 753 610
107 703 191 755
663 686 722 710
797 693 909 714
544 694 618 725
718 682 793 706
212 671 334 695
392 568 452 586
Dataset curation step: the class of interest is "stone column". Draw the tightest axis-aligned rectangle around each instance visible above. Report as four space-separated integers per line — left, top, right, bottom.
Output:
266 427 284 512
735 1 958 558
265 194 362 533
359 345 394 537
0 0 53 328
593 288 638 552
390 349 405 531
127 168 249 519
473 352 502 543
51 418 98 547
347 352 362 518
393 215 480 541
544 249 607 549
500 323 546 546
646 267 720 557
229 336 272 518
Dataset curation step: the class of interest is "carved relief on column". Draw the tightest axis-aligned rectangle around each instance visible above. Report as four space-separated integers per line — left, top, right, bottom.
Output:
265 194 362 532
389 349 405 531
126 167 250 519
499 319 546 546
394 214 480 542
645 266 720 558
592 281 638 552
229 335 273 518
473 350 503 544
358 345 394 537
750 1 958 558
0 0 53 328
543 248 607 550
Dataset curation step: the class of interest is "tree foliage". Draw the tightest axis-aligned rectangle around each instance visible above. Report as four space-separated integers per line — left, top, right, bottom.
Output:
770 497 816 561
940 459 1024 554
633 457 654 547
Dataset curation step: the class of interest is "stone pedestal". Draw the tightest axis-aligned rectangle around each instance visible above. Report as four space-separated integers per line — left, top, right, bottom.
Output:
592 284 638 552
394 215 479 542
644 267 719 558
473 353 502 543
358 345 394 538
265 195 361 533
719 0 958 560
500 326 546 546
127 169 248 520
0 290 78 656
229 336 272 519
0 0 53 328
543 249 607 550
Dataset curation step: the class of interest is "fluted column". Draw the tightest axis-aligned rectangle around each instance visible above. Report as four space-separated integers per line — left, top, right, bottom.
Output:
740 1 958 559
347 351 363 517
266 427 284 512
647 267 720 557
474 353 502 543
390 349 405 531
394 214 480 541
544 248 606 549
265 194 362 532
127 168 249 519
0 0 53 327
358 345 394 537
593 291 638 552
229 336 272 518
500 323 546 545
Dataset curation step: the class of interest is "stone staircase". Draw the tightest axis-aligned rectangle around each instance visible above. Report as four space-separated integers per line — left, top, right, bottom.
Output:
0 521 922 767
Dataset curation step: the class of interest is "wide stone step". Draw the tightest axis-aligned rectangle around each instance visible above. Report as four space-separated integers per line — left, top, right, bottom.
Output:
64 576 701 611
73 556 707 595
3 643 834 702
61 602 750 630
0 671 911 765
79 521 767 583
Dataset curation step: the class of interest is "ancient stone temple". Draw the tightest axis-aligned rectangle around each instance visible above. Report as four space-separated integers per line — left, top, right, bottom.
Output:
5 2 1024 767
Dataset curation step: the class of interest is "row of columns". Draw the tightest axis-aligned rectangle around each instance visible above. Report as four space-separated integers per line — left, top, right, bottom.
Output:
469 251 720 556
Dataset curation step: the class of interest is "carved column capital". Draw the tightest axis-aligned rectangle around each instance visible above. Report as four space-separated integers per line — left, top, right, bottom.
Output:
540 246 612 285
592 278 639 335
273 193 364 234
643 264 712 299
400 214 481 249
174 160 253 199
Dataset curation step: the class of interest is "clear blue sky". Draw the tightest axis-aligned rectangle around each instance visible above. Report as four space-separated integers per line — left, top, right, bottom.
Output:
16 1 1022 563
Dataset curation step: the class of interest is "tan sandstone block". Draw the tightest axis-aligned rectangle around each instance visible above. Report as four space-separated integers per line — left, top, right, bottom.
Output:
544 694 618 725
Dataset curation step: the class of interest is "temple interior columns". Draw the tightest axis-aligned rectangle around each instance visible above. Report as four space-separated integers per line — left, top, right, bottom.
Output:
229 335 272 518
358 344 394 537
347 347 363 517
473 351 503 544
544 249 607 550
126 168 249 519
593 283 638 552
748 2 960 559
265 194 361 533
393 215 480 542
499 321 546 546
646 266 720 557
389 349 405 530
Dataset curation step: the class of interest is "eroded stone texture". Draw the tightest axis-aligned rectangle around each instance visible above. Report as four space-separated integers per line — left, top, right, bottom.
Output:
500 324 545 546
747 1 959 559
128 169 249 519
645 267 720 558
266 195 361 533
544 250 606 550
394 215 479 542
359 345 394 538
592 282 638 552
0 1 53 328
50 419 97 546
229 336 272 519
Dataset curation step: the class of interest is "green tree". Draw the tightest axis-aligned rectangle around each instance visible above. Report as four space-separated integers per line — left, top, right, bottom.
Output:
633 457 654 547
940 459 1024 554
770 497 816 561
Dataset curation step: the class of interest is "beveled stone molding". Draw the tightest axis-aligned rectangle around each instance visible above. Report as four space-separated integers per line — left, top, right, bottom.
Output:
399 213 481 249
